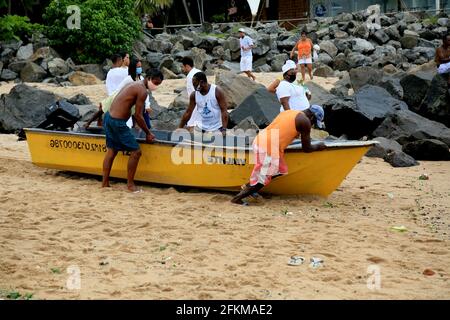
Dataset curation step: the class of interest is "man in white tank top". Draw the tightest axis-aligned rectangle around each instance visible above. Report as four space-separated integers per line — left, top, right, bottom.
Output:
178 72 229 133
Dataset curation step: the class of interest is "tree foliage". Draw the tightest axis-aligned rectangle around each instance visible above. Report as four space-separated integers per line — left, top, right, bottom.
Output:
43 0 141 64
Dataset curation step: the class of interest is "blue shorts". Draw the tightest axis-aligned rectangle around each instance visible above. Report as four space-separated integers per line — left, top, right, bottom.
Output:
104 112 139 151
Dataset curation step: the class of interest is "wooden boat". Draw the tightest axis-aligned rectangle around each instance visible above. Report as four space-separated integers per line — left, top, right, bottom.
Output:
24 128 376 196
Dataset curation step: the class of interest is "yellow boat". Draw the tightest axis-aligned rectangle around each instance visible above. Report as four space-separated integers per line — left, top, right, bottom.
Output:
24 128 376 196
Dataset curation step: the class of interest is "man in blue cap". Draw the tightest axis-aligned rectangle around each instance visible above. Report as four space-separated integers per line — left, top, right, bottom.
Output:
231 106 326 205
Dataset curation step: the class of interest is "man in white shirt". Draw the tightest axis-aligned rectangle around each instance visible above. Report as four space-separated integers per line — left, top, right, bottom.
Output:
181 57 201 128
239 28 256 81
276 60 312 112
178 72 228 134
105 53 129 96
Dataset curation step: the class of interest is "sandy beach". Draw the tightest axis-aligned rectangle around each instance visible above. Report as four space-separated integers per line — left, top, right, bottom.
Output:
0 75 449 300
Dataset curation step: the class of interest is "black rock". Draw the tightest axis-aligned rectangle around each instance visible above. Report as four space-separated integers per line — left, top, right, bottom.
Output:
0 84 58 133
229 87 281 129
400 70 434 113
373 109 450 147
403 139 450 160
366 137 403 158
349 66 383 92
323 85 407 139
419 74 450 127
384 150 419 167
67 93 92 106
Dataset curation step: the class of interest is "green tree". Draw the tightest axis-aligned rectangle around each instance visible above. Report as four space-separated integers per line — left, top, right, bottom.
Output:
134 0 173 16
43 0 141 64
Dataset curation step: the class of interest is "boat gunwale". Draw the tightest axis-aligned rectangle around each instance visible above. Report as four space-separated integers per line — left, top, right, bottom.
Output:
24 128 378 152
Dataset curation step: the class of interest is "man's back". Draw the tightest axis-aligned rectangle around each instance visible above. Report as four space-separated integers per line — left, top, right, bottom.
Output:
109 82 146 119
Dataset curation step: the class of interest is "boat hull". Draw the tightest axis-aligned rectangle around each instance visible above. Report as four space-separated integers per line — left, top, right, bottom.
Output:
25 129 373 196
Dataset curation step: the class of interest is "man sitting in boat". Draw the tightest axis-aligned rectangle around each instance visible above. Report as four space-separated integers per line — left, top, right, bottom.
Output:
177 72 229 134
102 69 156 193
231 106 326 205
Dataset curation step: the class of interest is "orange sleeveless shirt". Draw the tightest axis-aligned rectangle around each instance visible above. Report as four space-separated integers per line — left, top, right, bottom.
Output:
297 39 312 58
255 110 301 157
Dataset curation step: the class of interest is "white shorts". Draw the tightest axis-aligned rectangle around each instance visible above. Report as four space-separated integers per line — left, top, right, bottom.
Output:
438 61 450 74
298 57 313 65
240 56 253 72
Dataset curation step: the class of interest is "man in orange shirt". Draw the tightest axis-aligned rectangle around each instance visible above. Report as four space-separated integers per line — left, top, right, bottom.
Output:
231 106 326 205
290 31 314 82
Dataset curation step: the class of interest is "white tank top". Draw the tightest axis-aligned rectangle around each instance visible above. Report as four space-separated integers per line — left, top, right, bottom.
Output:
194 84 222 131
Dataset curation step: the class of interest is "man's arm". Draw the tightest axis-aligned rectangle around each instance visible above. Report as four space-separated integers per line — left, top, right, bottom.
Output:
216 87 229 129
267 79 280 94
280 97 291 111
134 90 151 136
178 92 196 128
296 115 326 153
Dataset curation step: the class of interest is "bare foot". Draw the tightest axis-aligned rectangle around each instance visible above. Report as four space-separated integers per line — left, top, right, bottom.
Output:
102 183 111 188
128 184 142 193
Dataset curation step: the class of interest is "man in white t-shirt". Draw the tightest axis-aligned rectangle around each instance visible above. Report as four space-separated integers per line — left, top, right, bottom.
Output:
276 60 311 112
105 53 129 96
239 28 256 81
181 57 202 128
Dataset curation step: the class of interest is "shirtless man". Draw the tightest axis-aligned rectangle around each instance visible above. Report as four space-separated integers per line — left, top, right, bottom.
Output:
436 33 450 85
102 71 156 192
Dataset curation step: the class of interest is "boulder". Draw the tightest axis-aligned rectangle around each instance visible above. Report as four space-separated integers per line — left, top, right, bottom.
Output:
1 48 15 64
399 65 435 113
68 71 102 86
254 64 272 73
223 37 241 52
0 84 59 133
20 62 47 82
306 82 336 106
170 89 189 111
347 52 371 69
75 64 105 81
373 109 450 147
16 44 34 60
230 116 259 137
317 52 333 65
400 35 418 49
76 104 98 122
333 53 350 71
0 69 18 81
218 61 241 73
228 87 281 129
379 76 404 100
349 66 383 92
319 40 338 58
159 55 174 70
323 85 407 139
7 61 27 74
215 70 264 109
146 52 165 68
67 93 92 105
270 53 289 72
161 66 179 80
48 58 69 77
29 47 60 63
402 139 450 161
147 39 173 53
419 74 450 127
351 38 375 53
365 137 403 158
352 24 370 39
372 29 390 44
384 150 419 167
313 65 334 78
191 47 210 70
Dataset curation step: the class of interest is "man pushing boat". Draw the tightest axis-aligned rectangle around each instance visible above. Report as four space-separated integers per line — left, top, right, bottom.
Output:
102 69 156 192
231 106 327 205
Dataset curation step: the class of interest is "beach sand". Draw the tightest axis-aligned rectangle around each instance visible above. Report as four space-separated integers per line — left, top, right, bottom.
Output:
0 75 449 299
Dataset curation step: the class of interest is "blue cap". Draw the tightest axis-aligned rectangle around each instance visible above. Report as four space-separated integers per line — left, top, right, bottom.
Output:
310 105 325 129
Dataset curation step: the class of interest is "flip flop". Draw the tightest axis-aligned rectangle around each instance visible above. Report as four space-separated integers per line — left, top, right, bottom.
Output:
288 256 305 266
130 188 143 194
